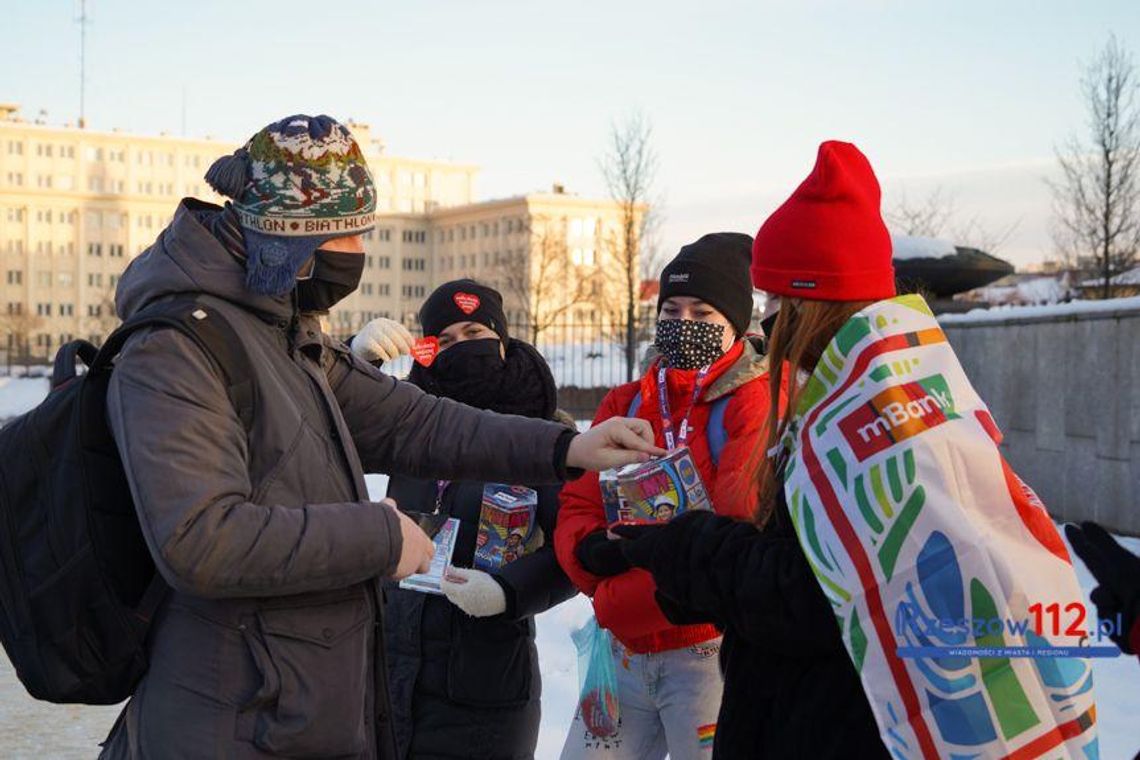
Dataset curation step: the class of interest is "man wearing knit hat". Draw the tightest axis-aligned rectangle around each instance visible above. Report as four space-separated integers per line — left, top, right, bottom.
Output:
100 114 663 759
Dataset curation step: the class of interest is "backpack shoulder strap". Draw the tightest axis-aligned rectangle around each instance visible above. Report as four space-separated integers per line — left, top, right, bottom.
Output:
705 394 731 468
95 296 256 432
626 391 643 418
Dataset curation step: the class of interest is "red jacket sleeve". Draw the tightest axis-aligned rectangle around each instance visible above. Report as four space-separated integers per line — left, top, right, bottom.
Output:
710 373 781 521
554 384 638 597
593 570 672 638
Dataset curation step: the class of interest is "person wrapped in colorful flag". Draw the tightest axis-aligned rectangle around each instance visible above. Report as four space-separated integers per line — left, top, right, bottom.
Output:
615 141 1099 759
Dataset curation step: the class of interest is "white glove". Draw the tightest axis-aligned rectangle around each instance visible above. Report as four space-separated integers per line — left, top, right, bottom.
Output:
440 567 508 618
350 318 415 363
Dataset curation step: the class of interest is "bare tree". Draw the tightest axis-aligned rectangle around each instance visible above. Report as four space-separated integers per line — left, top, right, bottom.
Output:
1051 34 1140 298
599 113 656 382
886 187 956 238
494 214 598 344
887 186 1020 254
0 309 44 367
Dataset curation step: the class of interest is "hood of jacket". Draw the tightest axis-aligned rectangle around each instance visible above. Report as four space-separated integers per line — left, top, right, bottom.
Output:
704 337 769 401
115 198 294 324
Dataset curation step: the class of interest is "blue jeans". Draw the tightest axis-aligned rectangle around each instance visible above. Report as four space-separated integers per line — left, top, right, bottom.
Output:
560 638 724 760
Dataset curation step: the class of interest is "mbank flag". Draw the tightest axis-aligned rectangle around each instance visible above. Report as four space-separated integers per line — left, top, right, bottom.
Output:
780 295 1098 760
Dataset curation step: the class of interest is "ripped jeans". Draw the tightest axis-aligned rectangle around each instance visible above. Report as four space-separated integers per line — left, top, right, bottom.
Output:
560 637 724 760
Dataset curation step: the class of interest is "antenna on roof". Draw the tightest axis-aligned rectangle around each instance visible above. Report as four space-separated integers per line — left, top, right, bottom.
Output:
76 0 91 128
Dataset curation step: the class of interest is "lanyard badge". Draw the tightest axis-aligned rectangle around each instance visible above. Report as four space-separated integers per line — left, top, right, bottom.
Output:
656 363 711 451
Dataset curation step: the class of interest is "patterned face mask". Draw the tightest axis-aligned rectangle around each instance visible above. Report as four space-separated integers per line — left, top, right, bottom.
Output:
654 319 726 370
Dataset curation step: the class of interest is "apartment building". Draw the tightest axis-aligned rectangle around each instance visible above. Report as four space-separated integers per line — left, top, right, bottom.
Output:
0 104 635 355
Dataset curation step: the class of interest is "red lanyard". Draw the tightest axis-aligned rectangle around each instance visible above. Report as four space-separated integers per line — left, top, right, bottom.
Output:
655 363 711 450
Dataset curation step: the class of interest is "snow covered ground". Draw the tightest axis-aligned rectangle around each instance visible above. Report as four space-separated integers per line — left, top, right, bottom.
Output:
0 395 1137 758
0 376 50 423
939 294 1140 324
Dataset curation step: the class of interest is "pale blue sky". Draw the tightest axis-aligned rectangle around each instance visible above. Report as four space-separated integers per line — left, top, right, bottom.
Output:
4 1 1138 267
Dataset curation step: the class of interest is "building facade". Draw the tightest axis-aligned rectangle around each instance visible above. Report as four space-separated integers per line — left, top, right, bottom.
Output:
0 105 635 357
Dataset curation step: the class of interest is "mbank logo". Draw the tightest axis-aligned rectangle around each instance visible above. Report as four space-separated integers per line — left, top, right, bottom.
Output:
838 375 958 460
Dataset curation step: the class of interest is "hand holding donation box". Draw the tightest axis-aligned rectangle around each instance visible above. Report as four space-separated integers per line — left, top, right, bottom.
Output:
399 517 460 595
601 446 711 527
474 484 541 572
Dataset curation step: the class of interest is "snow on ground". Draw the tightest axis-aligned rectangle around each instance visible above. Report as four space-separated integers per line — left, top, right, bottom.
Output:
0 377 50 421
939 295 1140 325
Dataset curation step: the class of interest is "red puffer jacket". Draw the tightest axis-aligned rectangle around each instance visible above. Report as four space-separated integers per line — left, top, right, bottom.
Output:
555 339 782 653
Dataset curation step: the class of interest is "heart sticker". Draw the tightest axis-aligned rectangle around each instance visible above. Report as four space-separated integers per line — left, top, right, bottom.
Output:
412 337 440 367
453 292 481 315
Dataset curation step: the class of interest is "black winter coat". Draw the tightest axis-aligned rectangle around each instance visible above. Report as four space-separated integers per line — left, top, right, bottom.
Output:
624 497 890 759
383 475 577 760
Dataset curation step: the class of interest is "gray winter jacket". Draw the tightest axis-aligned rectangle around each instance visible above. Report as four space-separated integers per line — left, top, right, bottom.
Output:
99 199 574 759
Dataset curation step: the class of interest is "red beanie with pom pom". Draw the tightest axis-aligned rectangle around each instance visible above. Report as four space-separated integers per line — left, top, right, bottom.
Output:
751 141 895 301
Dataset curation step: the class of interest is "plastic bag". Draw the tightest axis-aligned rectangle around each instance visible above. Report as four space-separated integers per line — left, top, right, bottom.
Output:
572 615 621 738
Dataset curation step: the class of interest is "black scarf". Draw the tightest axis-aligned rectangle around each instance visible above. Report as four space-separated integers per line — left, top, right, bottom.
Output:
408 338 558 421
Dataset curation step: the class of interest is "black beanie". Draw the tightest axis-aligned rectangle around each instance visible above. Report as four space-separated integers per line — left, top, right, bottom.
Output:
419 279 509 343
657 232 755 335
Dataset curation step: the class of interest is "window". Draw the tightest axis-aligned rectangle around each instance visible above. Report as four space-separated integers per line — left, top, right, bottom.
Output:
6 172 24 186
377 228 392 242
36 175 53 188
87 242 103 257
59 303 74 317
87 273 105 287
36 303 52 317
7 270 23 285
361 283 374 296
7 141 24 155
58 272 73 286
377 256 391 269
87 304 102 317
6 208 24 222
84 146 104 161
366 255 374 269
448 229 454 242
6 302 22 315
109 244 125 258
378 283 390 296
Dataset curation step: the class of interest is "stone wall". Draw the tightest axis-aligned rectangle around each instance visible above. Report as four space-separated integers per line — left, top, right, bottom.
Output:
941 303 1140 536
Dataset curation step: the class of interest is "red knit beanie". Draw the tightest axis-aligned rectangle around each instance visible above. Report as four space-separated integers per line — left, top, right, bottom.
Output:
751 141 895 301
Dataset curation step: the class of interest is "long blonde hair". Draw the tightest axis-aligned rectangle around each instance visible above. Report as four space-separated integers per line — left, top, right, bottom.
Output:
754 298 872 526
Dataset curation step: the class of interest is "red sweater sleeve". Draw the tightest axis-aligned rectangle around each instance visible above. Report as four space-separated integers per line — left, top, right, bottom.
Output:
554 385 637 597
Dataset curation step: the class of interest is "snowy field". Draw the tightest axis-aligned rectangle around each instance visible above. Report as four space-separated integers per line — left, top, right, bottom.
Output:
0 386 1138 758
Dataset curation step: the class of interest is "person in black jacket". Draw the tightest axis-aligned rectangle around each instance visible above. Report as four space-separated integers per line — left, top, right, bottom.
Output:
355 280 578 760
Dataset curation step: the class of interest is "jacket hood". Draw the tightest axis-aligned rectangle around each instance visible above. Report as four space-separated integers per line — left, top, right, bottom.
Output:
705 337 769 401
115 198 294 323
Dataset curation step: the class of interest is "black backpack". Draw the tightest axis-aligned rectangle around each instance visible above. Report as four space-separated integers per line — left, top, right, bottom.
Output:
0 295 254 704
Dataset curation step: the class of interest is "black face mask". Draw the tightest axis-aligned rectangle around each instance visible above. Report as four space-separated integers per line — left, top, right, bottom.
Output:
427 338 506 408
295 249 364 313
654 319 726 370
